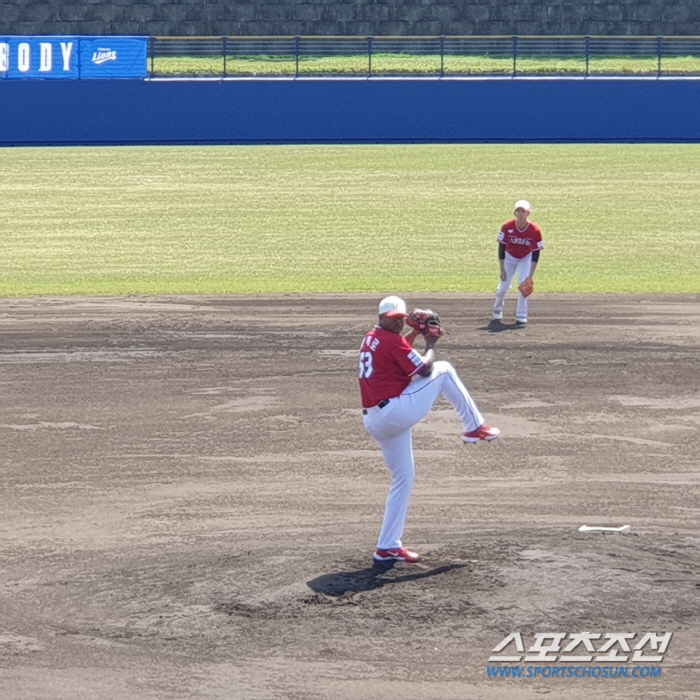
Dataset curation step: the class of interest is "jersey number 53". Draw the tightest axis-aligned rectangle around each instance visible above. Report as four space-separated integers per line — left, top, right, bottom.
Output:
358 351 374 379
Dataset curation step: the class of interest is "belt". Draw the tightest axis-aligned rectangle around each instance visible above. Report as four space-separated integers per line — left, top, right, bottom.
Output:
362 399 390 415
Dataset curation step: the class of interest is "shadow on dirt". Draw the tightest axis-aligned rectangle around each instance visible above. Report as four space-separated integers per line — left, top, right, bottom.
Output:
307 563 467 597
479 320 526 333
477 319 526 333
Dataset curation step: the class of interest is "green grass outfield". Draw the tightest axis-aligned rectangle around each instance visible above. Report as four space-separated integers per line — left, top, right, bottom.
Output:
1 144 698 297
152 54 700 78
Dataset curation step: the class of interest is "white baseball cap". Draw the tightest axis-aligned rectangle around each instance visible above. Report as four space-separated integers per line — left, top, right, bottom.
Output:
378 295 408 317
514 199 531 212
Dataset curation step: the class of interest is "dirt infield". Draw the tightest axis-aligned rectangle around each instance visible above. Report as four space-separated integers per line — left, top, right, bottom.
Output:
1 293 699 700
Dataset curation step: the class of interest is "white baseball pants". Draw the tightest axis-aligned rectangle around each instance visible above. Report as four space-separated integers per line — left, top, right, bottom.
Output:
363 360 485 551
493 251 533 321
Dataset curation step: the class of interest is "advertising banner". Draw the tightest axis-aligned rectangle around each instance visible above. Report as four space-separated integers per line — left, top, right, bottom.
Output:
0 36 148 79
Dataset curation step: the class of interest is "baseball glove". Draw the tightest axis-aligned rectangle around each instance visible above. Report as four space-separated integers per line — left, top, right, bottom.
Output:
518 278 534 298
407 308 445 339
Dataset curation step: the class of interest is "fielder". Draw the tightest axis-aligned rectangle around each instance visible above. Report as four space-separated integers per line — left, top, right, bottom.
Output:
359 296 500 564
492 199 545 324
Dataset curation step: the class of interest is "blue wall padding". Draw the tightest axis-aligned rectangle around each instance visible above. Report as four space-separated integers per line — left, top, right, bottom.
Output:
1 78 698 145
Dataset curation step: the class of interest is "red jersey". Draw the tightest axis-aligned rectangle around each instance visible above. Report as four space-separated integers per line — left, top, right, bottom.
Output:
358 326 425 408
497 219 544 259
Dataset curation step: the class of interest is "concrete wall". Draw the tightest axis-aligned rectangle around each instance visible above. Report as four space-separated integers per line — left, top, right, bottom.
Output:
1 0 699 38
1 78 698 145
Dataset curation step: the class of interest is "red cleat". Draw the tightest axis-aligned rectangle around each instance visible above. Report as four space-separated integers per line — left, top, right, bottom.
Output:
462 424 501 443
373 547 422 563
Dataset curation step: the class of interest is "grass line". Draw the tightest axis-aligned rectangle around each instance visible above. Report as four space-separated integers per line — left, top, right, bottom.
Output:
1 144 699 296
151 54 700 77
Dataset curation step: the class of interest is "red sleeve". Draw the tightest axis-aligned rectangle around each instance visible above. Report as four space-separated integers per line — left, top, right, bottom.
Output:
532 224 545 251
392 335 426 376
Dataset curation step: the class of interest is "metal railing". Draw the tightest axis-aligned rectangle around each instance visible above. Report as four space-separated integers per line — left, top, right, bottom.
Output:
149 35 700 78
